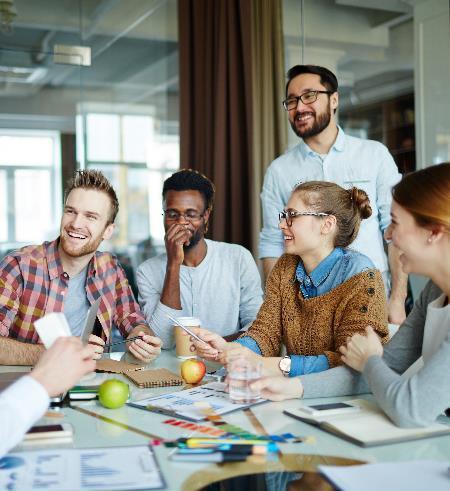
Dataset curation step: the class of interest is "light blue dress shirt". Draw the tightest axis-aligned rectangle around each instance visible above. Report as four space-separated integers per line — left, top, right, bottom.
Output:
259 127 401 273
237 248 375 376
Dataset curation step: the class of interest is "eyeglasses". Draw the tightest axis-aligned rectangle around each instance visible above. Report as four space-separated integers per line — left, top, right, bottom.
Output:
163 210 205 222
282 90 333 111
278 210 330 227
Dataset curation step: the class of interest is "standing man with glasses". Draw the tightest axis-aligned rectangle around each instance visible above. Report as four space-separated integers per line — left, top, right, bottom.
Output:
136 169 263 349
260 65 408 324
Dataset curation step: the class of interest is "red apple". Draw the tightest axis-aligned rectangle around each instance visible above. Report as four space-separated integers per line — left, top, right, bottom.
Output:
180 358 206 384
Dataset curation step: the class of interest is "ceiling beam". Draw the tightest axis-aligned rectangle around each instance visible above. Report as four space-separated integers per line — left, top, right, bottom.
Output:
335 0 412 13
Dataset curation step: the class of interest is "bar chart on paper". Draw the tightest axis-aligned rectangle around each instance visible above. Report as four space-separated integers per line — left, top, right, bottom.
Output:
0 446 165 490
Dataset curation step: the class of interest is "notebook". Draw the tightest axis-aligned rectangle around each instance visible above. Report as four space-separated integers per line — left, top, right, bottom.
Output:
284 398 450 447
96 359 183 388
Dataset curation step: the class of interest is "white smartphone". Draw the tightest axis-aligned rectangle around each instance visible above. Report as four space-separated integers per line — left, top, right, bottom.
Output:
24 423 73 441
299 402 360 417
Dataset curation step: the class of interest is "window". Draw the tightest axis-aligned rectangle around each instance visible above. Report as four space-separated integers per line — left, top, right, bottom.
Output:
0 130 62 251
78 109 179 263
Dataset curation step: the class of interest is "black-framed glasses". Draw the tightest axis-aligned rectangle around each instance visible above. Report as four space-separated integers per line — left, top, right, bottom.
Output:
282 90 333 111
163 210 206 221
278 210 330 227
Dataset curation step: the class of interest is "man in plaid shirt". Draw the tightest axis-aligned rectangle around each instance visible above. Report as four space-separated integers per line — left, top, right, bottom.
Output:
0 170 162 365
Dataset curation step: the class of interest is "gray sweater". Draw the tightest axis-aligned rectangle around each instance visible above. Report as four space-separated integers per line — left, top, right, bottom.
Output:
136 239 263 349
300 281 450 428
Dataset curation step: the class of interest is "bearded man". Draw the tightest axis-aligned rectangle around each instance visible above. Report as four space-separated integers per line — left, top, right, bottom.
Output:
259 64 408 325
136 169 263 348
0 170 162 365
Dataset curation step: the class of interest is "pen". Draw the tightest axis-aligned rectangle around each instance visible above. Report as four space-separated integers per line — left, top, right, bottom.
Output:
177 445 267 455
177 444 261 454
103 336 141 348
183 437 271 446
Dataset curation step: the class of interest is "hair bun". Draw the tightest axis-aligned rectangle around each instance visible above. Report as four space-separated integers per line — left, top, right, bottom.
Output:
349 187 372 219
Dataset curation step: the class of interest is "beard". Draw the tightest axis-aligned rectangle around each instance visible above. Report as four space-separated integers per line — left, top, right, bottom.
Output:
290 103 331 139
183 221 206 251
60 231 104 258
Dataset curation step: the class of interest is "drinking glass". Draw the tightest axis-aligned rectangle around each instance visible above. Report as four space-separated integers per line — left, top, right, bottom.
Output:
228 357 262 404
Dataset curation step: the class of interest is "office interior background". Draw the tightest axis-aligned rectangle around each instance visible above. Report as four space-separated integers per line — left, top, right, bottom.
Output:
0 0 449 289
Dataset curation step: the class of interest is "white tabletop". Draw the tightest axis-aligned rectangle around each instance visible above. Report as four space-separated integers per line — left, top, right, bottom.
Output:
4 350 450 490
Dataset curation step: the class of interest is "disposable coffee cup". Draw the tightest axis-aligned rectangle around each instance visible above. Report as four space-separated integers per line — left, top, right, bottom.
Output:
174 317 200 359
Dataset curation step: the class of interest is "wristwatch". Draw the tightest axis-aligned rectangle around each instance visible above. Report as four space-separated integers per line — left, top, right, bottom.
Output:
279 355 291 377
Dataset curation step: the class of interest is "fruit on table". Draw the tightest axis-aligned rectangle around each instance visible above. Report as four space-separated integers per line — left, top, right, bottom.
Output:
98 379 129 409
180 359 206 384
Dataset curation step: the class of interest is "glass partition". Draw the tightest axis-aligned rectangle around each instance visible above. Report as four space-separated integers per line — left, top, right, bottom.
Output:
282 0 415 173
0 0 179 270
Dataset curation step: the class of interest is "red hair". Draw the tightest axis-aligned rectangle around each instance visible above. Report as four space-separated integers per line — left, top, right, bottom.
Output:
392 163 450 231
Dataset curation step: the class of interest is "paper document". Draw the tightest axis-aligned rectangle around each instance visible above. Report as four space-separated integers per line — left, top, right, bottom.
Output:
34 312 71 348
319 460 450 491
130 381 264 421
0 445 165 490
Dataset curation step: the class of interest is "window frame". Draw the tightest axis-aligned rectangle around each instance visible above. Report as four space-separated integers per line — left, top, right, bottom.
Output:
0 128 62 249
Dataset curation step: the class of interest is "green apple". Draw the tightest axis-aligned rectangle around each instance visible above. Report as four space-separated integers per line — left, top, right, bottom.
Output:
180 359 206 384
98 379 129 409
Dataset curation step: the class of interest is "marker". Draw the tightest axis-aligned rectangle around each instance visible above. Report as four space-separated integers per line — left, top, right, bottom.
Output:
177 444 272 455
170 452 247 463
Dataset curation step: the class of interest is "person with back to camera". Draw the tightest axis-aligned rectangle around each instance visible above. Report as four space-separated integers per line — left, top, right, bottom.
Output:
251 163 450 428
191 181 389 377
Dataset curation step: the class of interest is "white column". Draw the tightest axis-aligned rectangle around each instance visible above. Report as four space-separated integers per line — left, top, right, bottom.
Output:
413 0 450 168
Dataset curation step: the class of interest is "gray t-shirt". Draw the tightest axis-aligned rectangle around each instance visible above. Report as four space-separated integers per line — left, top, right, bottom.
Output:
63 267 90 337
136 239 263 349
299 281 449 428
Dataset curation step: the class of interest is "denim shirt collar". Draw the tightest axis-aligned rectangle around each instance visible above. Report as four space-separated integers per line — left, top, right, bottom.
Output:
296 247 344 287
298 126 346 159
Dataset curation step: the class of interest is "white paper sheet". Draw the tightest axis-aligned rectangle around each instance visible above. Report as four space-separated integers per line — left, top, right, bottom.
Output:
0 445 165 490
319 460 450 491
34 312 71 348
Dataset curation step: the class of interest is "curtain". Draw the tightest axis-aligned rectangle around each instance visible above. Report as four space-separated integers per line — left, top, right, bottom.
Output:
249 0 287 254
178 0 286 253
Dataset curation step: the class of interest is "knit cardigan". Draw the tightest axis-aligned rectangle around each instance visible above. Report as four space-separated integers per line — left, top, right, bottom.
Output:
241 254 389 367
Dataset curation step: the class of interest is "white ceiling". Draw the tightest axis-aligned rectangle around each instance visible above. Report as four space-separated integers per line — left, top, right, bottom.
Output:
0 0 414 130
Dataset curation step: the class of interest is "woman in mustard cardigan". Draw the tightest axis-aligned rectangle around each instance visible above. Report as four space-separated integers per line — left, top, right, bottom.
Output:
191 181 388 377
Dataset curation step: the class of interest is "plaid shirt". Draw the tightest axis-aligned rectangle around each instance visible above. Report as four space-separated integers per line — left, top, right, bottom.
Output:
0 239 148 343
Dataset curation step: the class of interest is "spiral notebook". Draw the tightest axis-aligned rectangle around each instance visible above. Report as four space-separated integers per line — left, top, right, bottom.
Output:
125 368 183 388
96 359 183 388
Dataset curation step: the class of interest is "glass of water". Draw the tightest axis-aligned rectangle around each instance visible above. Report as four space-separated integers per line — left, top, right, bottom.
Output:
228 357 262 404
